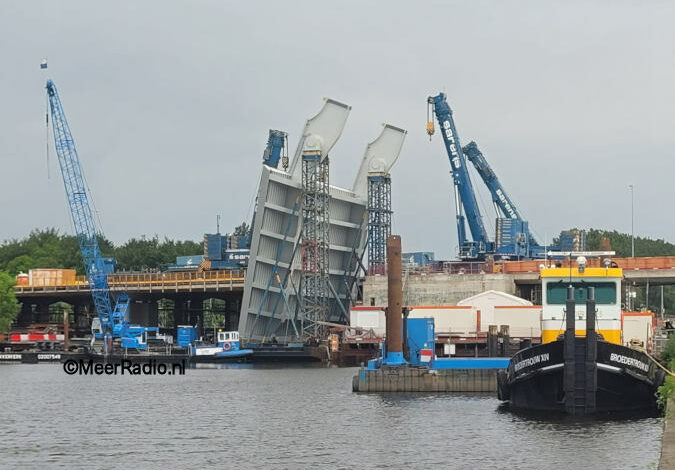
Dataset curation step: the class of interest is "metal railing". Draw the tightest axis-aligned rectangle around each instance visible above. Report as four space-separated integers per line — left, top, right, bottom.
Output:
15 269 246 293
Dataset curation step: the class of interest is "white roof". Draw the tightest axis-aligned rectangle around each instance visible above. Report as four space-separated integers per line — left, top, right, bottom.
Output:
457 290 533 307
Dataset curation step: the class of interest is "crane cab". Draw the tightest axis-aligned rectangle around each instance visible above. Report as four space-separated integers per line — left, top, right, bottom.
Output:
121 331 148 349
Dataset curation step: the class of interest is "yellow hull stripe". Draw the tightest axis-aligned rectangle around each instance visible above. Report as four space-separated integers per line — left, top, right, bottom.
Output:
542 329 621 345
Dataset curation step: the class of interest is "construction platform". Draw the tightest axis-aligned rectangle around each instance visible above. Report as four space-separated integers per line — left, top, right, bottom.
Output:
352 358 509 393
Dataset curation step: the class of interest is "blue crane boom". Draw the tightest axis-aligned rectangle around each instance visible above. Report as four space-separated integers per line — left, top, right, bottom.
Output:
462 141 523 221
428 93 558 260
46 79 144 345
262 129 288 169
427 93 492 259
462 141 539 247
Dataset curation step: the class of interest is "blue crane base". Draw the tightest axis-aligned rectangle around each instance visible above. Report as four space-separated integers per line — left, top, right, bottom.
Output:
382 351 406 366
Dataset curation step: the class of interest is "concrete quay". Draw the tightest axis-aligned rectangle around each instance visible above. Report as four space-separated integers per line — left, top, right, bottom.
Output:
660 397 675 470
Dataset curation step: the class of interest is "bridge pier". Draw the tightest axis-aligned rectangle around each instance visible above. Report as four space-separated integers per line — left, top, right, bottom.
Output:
225 298 240 331
34 301 51 324
16 302 33 326
128 301 159 328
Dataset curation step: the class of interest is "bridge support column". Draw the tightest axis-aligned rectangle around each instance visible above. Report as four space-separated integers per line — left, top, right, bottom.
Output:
173 298 202 334
173 299 187 331
128 301 159 327
74 303 93 336
35 301 51 324
225 298 240 331
17 302 33 326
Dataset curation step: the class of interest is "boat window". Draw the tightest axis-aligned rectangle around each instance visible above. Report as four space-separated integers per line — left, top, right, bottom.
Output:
546 282 616 305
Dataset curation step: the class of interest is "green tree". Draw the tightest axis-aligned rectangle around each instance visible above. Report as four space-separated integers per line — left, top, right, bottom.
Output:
0 271 20 333
233 221 251 237
0 228 202 273
584 228 675 257
5 255 35 276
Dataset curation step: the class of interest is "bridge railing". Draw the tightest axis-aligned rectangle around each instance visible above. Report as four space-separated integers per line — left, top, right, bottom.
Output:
14 269 247 291
501 256 675 274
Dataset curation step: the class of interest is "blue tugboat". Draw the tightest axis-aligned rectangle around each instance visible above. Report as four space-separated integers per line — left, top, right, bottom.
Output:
189 330 253 361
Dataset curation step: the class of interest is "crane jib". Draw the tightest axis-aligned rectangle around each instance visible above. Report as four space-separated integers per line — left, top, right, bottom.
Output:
495 189 518 219
442 121 462 170
46 79 117 336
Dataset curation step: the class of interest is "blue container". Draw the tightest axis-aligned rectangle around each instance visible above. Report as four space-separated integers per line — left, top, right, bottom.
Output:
204 234 225 261
176 255 204 267
177 325 198 347
406 318 435 366
229 235 251 250
402 252 435 267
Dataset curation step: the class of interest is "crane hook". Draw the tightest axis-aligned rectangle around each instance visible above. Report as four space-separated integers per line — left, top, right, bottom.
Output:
426 101 435 141
426 121 435 140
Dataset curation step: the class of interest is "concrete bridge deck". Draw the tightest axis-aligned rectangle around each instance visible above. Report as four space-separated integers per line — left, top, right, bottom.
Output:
363 257 675 307
14 269 246 299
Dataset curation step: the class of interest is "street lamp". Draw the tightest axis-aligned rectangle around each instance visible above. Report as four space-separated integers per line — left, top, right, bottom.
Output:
628 184 634 257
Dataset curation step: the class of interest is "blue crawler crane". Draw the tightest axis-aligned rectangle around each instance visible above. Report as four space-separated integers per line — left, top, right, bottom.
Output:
46 79 155 349
428 93 558 260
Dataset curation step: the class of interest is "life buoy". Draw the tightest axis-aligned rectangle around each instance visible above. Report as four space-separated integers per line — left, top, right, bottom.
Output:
223 342 232 351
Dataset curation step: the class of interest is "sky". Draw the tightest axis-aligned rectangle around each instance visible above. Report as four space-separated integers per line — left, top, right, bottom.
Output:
1 1 674 259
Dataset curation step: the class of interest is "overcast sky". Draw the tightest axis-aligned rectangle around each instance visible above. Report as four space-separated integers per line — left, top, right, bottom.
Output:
1 1 673 259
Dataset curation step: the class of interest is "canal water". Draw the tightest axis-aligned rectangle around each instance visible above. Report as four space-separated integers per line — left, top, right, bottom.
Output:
0 364 664 469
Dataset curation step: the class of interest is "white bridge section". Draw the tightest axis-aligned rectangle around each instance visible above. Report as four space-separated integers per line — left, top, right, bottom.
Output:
240 99 408 341
239 167 368 340
288 98 351 180
240 99 356 341
352 124 407 197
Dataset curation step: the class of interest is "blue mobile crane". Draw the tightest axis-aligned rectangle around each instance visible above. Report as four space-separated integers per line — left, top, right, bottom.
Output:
427 92 555 260
262 129 288 170
427 93 493 259
462 141 546 258
46 79 154 349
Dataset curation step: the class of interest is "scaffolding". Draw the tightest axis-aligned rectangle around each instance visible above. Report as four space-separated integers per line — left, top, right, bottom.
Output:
367 172 392 275
300 150 331 338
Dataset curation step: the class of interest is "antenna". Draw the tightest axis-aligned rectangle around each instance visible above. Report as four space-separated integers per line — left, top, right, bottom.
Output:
45 93 50 180
216 214 221 234
41 58 50 179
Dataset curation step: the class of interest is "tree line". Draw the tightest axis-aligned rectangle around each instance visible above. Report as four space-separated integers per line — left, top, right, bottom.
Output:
1 227 674 333
0 228 203 275
584 228 675 257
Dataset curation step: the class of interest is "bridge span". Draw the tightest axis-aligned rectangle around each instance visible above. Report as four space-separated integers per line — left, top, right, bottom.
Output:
13 270 246 333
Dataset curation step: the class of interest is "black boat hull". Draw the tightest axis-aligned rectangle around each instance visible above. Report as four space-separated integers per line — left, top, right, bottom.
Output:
498 340 665 413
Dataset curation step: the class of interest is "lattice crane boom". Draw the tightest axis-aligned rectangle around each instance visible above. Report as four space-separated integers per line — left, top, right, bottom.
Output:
46 79 133 340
